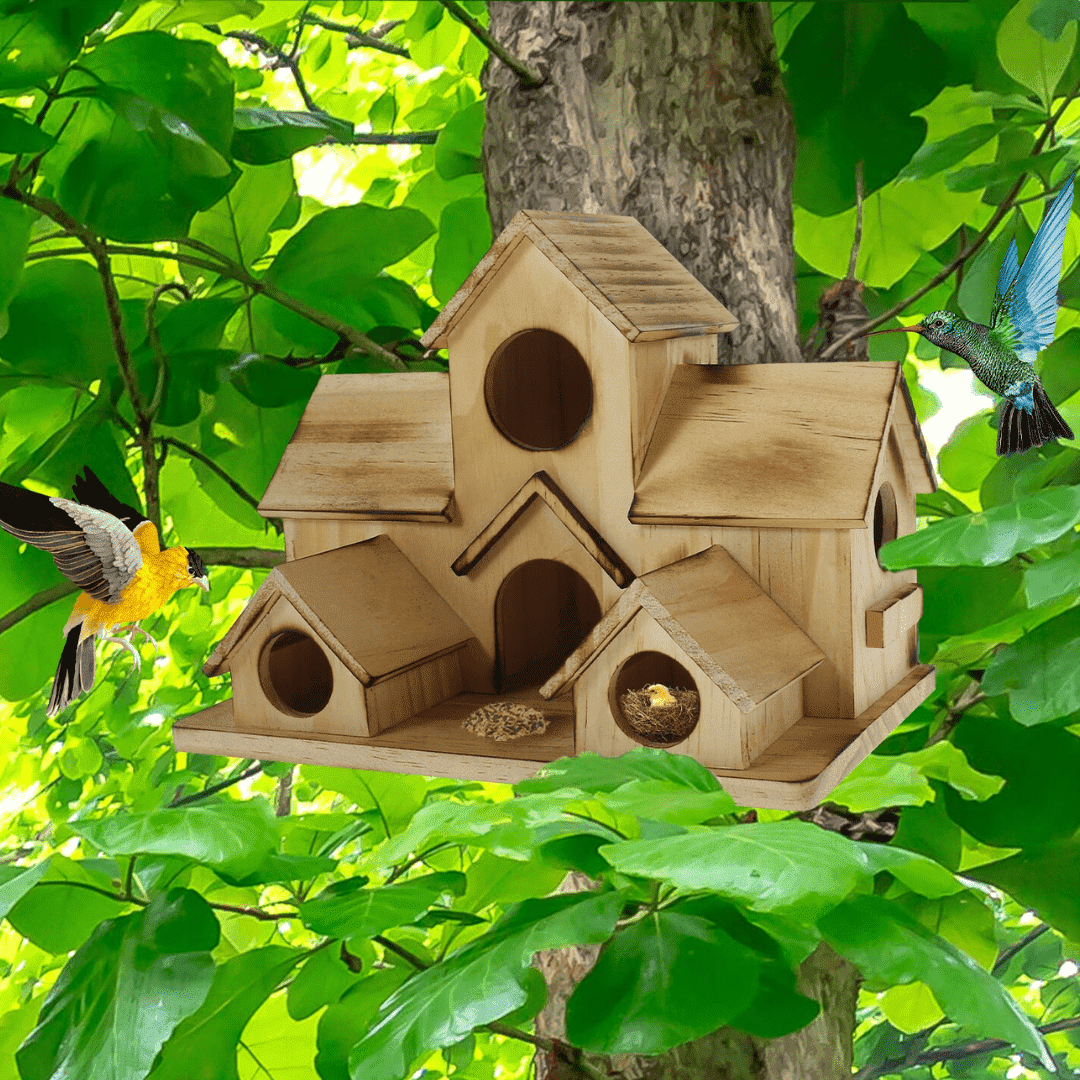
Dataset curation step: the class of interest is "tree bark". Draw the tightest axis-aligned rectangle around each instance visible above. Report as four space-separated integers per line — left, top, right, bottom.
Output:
482 1 801 366
483 5 856 1075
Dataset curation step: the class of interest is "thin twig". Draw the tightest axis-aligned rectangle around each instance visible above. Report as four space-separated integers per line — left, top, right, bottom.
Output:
302 13 409 56
159 437 269 518
0 582 78 635
847 160 864 280
820 76 1080 358
170 762 263 807
992 922 1051 976
436 0 546 88
145 282 192 421
213 27 323 113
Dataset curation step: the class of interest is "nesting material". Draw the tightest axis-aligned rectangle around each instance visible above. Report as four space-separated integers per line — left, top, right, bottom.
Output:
619 683 700 744
463 702 549 741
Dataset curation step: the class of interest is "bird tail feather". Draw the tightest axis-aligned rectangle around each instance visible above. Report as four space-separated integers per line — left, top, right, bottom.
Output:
998 383 1074 455
48 626 96 717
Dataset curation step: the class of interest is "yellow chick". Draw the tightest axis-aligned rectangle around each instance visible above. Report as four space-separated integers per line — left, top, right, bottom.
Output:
646 683 677 708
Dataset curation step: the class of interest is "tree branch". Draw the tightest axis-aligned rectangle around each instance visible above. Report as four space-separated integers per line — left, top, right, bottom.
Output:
302 13 410 56
145 282 192 421
212 26 322 113
992 921 1051 976
0 582 78 635
436 0 546 88
159 436 272 522
170 761 263 806
820 76 1080 359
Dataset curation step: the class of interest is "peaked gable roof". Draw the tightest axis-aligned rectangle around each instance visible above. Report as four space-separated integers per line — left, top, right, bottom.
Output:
204 535 472 683
541 544 824 712
630 361 936 527
421 209 738 349
451 470 634 587
259 373 453 520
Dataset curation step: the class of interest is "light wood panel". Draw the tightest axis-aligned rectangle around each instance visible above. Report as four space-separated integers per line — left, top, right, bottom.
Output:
258 373 453 519
632 362 899 525
867 584 922 649
173 667 935 811
421 210 736 348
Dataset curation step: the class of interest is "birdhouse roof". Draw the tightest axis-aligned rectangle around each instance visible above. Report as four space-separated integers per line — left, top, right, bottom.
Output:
541 544 825 711
420 209 738 348
258 373 453 519
630 361 936 527
203 535 473 684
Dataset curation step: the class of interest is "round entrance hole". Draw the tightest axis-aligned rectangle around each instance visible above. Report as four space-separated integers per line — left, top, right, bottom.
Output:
873 482 898 567
484 329 593 450
258 630 334 717
608 651 701 748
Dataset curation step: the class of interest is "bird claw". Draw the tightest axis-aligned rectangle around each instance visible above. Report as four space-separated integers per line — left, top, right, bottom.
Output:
101 632 142 673
128 625 161 652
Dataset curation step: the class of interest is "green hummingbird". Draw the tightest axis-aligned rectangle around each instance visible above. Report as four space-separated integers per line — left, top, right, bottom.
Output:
869 173 1075 456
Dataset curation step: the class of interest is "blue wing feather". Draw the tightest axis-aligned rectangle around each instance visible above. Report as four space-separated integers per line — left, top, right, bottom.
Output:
990 173 1075 357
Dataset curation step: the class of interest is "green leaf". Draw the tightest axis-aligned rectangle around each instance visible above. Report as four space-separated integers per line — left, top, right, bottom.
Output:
598 779 737 824
299 871 466 938
946 147 1068 192
69 796 277 871
0 859 48 919
936 410 997 493
969 835 1080 941
958 227 1017 326
945 711 1080 847
0 0 118 91
1029 0 1080 41
880 485 1080 568
518 747 724 795
316 968 411 1080
153 0 263 30
232 107 354 164
431 196 492 303
287 945 362 1021
0 104 52 153
1026 548 1080 606
8 856 126 953
827 756 933 812
898 123 1004 182
785 4 950 215
565 911 760 1054
348 891 622 1080
854 843 964 899
16 890 217 1080
0 200 33 320
1 259 115 380
189 159 296 270
601 821 869 921
893 789 964 871
149 945 303 1080
434 101 484 181
981 605 1080 724
819 894 1052 1068
998 0 1077 107
213 850 339 888
264 204 434 331
221 353 320 408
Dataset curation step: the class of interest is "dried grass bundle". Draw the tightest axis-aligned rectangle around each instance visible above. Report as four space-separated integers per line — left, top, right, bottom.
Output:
462 702 549 741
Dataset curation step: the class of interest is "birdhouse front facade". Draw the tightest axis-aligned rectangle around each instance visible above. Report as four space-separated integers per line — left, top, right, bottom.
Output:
175 210 937 810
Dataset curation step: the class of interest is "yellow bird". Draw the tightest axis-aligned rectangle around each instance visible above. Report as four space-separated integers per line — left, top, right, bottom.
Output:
0 468 209 715
646 683 677 708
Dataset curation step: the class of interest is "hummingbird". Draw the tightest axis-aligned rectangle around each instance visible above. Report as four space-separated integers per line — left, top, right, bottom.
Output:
869 173 1076 456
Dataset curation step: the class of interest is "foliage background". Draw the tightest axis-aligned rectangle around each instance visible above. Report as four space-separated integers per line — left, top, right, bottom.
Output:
2 1 1080 1078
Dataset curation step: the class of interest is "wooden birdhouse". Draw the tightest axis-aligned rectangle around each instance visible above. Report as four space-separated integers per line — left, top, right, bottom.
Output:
175 210 937 810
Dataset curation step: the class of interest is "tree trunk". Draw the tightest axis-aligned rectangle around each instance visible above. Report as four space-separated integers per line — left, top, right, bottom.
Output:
483 5 856 1075
481 0 801 366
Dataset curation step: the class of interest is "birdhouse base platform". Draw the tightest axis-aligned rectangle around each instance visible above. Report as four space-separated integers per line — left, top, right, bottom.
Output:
173 665 935 811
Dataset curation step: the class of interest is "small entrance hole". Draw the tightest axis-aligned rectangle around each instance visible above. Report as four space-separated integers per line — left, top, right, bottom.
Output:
484 329 593 450
873 482 898 567
609 651 700 747
259 630 334 717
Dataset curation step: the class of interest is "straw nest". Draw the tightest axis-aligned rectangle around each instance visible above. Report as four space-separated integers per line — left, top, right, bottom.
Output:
619 684 699 744
462 702 549 741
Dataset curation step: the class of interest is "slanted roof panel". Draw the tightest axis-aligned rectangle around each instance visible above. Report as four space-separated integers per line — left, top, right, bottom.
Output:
632 362 899 526
421 209 736 348
259 373 453 519
640 545 824 710
542 545 824 711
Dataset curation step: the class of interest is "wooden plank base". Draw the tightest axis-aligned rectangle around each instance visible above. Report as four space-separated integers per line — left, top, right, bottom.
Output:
173 666 935 809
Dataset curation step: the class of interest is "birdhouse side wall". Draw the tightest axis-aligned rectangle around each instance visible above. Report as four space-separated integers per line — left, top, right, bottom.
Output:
229 596 373 737
852 425 920 715
574 607 803 770
365 647 465 732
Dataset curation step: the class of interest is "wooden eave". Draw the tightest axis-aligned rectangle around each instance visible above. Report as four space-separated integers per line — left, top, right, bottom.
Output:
204 535 473 683
451 470 635 587
420 209 738 349
630 361 927 527
258 373 454 520
540 545 825 712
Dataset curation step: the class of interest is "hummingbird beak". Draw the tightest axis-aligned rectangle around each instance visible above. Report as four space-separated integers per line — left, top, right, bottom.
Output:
865 324 926 336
